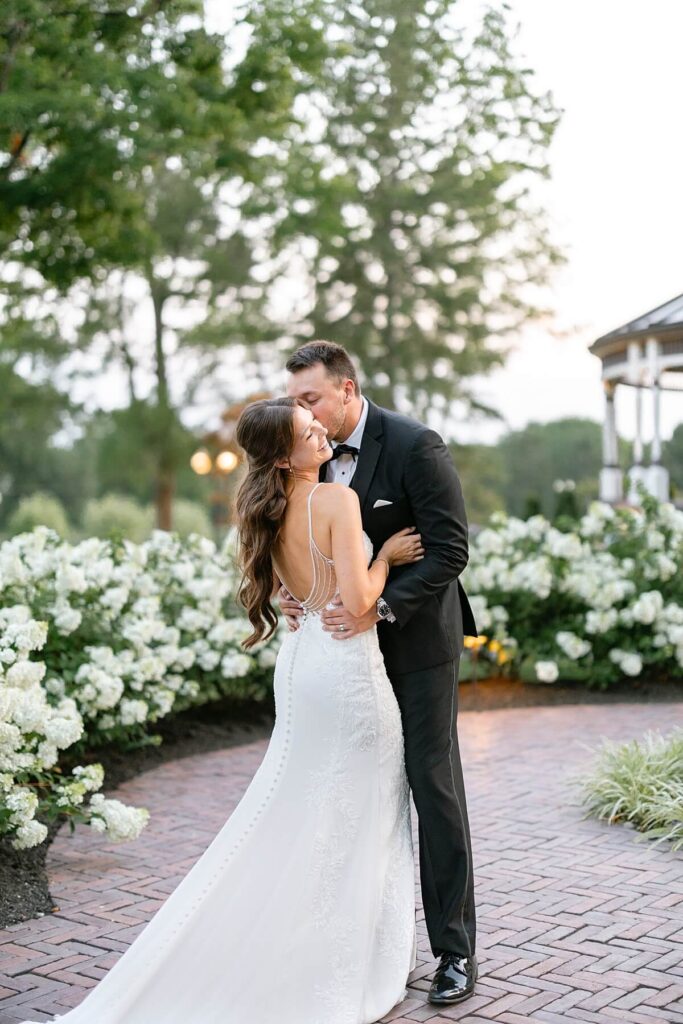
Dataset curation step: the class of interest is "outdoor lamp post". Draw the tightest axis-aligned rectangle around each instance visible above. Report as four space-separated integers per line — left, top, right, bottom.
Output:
189 443 241 542
191 394 270 541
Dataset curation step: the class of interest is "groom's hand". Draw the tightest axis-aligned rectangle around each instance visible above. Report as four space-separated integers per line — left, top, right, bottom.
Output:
278 585 304 631
321 596 379 640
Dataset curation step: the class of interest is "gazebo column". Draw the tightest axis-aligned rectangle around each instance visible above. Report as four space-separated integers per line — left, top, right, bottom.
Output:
626 341 648 504
599 380 623 502
645 337 669 500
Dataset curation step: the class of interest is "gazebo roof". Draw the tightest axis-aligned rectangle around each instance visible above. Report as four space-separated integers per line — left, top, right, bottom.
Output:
591 291 683 353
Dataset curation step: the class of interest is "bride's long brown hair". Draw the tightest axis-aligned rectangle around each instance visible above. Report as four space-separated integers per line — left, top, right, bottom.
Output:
234 397 308 650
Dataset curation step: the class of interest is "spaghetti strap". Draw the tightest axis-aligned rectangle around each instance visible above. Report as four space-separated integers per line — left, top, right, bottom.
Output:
306 482 324 543
305 483 336 611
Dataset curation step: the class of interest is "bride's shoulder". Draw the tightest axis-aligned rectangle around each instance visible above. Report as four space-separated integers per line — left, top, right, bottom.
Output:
316 482 360 511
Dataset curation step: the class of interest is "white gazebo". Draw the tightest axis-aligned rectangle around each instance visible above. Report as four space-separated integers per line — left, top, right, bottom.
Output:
590 292 683 504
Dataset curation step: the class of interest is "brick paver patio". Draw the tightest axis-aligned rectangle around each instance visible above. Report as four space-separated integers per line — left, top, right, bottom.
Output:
1 701 682 1024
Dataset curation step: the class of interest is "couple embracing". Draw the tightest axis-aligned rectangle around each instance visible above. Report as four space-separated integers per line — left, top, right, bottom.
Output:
19 340 478 1024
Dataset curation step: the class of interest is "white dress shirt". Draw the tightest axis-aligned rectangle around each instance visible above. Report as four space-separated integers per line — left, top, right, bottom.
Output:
325 396 368 486
323 397 396 623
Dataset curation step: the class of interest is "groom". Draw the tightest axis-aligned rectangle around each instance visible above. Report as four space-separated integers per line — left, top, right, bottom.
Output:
280 340 479 1005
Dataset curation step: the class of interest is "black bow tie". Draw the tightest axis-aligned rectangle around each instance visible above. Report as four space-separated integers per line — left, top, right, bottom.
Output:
330 443 360 461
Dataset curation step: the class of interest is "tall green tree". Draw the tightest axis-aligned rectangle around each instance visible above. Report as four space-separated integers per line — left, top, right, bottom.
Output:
498 417 619 518
0 0 327 285
253 0 564 418
448 441 505 526
74 165 281 526
0 0 330 527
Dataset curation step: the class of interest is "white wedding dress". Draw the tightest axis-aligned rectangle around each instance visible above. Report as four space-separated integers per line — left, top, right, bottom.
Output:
21 483 416 1024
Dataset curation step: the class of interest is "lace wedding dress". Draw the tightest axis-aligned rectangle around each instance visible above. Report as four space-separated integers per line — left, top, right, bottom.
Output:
20 483 416 1024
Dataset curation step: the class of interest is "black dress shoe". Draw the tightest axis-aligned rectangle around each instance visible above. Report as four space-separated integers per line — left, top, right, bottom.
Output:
428 952 478 1004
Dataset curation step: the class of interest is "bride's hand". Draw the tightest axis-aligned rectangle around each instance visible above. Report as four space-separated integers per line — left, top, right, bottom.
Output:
378 527 424 568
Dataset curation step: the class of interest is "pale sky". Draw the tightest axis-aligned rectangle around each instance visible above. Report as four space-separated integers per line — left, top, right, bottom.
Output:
461 0 683 444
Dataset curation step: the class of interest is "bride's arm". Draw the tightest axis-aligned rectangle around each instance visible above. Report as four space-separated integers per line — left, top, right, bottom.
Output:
329 487 390 617
321 485 422 618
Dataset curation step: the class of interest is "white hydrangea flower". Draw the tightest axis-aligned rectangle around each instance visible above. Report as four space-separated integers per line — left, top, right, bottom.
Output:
73 763 105 791
654 554 677 580
608 648 643 677
630 590 664 625
10 687 50 732
53 603 83 634
119 699 148 725
6 786 39 823
99 587 130 615
37 741 59 768
197 649 222 671
556 631 591 660
44 711 83 749
545 530 583 560
621 653 642 676
468 596 491 631
473 528 506 556
11 819 48 849
150 687 175 717
221 652 252 678
87 794 149 842
585 608 618 634
177 607 213 633
534 660 559 683
6 659 46 689
55 563 88 595
257 647 278 669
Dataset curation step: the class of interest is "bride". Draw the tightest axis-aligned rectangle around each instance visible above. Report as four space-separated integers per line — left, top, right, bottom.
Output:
19 396 423 1024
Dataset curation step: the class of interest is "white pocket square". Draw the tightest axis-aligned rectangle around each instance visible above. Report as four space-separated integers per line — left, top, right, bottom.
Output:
373 499 393 508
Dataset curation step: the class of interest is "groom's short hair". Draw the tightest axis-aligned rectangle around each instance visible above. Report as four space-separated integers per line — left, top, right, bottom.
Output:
286 341 360 396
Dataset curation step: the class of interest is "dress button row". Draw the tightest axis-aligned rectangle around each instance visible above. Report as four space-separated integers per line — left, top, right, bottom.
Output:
136 625 302 978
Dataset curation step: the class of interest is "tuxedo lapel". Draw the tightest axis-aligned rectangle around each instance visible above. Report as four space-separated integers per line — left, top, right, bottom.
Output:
350 399 383 512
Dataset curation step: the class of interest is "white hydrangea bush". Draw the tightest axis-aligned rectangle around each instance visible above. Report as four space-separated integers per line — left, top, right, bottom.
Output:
0 606 149 849
0 526 284 849
461 490 683 687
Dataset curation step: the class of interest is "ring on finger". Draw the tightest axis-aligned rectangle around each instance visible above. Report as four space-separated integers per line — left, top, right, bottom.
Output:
338 624 346 632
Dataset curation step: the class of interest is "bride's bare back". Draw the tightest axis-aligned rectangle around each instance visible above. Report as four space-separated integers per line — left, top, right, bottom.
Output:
274 479 423 619
273 483 338 611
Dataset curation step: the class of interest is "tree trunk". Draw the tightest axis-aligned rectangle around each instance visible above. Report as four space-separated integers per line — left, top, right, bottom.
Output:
150 275 174 531
155 466 174 532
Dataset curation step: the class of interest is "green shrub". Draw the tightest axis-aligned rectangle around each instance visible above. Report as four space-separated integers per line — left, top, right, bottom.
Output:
81 494 154 543
575 727 683 850
172 498 214 540
7 493 71 539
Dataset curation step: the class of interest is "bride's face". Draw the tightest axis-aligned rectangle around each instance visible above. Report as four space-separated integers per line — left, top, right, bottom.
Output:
282 406 332 473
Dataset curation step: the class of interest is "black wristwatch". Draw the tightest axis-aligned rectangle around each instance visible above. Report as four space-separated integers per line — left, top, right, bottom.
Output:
376 597 396 623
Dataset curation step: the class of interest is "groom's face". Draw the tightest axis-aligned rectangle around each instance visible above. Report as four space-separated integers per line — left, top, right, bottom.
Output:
286 363 348 442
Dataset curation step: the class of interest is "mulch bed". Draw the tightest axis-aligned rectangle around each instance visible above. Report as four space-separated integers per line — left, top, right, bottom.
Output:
2 676 682 930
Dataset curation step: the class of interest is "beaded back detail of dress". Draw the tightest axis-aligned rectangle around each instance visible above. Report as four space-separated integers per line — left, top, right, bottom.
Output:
275 482 339 613
302 483 338 612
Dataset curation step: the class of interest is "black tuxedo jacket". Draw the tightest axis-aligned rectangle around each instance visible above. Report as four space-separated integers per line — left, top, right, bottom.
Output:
321 398 478 676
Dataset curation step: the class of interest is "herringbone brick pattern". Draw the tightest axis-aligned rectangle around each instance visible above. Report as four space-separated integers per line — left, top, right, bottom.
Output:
1 702 682 1023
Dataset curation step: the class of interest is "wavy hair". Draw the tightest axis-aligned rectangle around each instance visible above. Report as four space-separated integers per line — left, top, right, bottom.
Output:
234 397 307 650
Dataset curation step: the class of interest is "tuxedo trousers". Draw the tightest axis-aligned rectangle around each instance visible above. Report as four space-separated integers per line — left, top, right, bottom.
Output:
390 656 476 959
